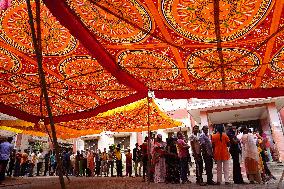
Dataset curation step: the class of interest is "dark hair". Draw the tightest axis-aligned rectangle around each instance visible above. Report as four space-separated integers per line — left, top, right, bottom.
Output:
216 124 224 142
202 126 208 130
193 125 199 129
144 136 148 142
7 137 13 143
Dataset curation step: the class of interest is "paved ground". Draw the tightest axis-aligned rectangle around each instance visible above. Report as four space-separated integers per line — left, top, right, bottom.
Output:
1 162 283 189
0 175 283 189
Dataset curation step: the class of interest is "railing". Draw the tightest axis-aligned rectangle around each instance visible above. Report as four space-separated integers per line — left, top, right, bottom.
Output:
187 98 267 110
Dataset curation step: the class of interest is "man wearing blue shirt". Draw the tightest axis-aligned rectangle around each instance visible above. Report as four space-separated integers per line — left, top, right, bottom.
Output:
0 137 13 183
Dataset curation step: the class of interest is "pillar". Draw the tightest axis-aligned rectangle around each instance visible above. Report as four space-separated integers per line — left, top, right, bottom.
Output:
200 111 209 127
15 133 23 151
130 132 137 150
137 132 143 145
260 117 273 161
20 134 30 152
267 103 284 161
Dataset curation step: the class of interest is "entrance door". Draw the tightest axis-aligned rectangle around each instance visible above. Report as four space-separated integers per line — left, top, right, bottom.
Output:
84 139 98 151
114 136 130 152
214 120 262 132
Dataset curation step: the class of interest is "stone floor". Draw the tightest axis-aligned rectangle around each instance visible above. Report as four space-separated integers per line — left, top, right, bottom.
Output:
1 162 283 189
0 174 283 189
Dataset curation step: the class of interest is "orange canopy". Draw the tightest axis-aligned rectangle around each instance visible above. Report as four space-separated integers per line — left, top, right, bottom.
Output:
0 120 101 139
0 98 181 138
58 98 182 132
0 0 283 125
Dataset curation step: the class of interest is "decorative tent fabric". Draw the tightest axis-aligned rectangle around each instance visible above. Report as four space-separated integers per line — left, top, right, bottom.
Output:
0 120 101 139
0 0 284 124
57 98 182 132
0 98 182 137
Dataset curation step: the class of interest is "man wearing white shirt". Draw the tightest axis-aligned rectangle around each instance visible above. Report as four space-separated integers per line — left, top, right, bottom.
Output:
189 125 206 186
36 149 44 176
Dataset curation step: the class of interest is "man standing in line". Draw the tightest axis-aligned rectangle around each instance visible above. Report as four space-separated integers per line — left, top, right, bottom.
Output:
101 148 108 177
29 150 36 177
0 137 13 184
14 150 22 177
189 125 206 186
133 143 140 177
114 145 122 177
43 151 50 176
200 126 216 185
108 146 114 177
141 137 149 182
227 124 246 184
37 149 44 176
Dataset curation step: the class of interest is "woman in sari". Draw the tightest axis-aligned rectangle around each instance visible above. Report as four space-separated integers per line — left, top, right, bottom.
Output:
152 134 166 183
87 150 94 177
241 127 261 184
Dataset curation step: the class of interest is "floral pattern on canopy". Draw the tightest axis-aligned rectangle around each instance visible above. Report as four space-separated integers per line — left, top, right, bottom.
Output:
0 0 284 129
0 98 181 137
0 120 101 139
57 98 182 132
44 0 284 96
0 0 147 124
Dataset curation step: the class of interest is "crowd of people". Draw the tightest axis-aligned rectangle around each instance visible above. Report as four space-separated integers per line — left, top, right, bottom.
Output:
0 124 278 185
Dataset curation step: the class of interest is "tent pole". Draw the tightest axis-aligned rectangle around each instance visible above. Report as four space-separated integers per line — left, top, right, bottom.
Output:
26 1 65 189
147 96 151 184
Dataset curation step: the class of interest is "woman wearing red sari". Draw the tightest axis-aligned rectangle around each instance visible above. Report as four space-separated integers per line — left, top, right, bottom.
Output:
87 150 94 177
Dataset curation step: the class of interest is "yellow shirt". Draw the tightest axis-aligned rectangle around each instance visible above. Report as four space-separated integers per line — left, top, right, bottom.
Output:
114 150 122 160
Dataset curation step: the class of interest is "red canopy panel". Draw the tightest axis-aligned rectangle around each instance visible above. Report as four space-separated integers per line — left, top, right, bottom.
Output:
43 0 284 94
1 0 284 124
57 98 181 132
0 0 148 123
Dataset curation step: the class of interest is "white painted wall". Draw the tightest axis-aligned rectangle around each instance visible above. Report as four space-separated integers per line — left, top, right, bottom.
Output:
130 132 137 151
200 111 209 127
76 139 85 152
20 134 31 152
97 132 114 150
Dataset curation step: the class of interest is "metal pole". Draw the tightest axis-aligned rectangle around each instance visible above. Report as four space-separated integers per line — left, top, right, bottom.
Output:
147 96 151 184
26 1 65 188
